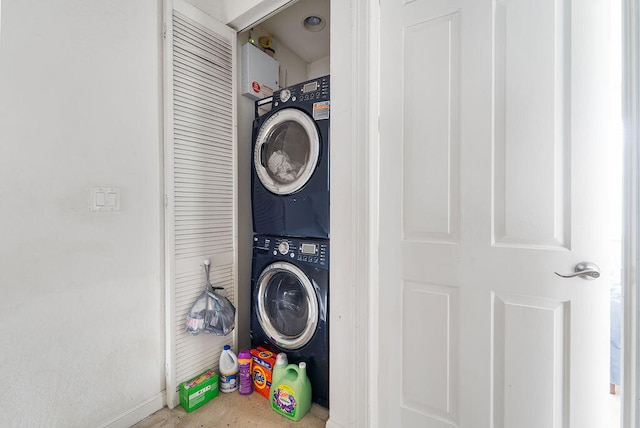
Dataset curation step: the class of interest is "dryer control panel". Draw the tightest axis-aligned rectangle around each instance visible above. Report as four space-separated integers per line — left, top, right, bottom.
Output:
254 235 329 268
272 76 330 108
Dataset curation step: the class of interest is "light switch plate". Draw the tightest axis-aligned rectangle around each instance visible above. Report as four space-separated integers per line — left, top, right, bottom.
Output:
90 187 120 212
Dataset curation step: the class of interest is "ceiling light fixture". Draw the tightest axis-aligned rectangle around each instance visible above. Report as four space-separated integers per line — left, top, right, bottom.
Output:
303 15 326 32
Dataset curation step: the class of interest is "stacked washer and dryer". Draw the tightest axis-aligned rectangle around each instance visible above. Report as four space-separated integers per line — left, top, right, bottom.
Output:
250 75 330 408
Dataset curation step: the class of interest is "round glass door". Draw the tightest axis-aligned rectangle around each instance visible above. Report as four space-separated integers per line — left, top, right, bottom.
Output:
254 109 320 195
255 261 319 349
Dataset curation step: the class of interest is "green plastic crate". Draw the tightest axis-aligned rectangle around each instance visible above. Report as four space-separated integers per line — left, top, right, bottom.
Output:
179 369 219 412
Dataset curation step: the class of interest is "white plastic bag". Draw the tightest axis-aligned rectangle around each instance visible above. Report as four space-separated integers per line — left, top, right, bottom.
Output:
185 260 236 336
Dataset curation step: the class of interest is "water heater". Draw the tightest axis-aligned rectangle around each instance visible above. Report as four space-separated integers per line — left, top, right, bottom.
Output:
241 43 279 100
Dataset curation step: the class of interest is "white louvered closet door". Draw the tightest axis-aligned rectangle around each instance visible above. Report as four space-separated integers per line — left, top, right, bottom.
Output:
163 0 237 408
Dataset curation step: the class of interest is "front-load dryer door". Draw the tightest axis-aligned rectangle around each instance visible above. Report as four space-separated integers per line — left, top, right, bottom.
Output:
254 109 320 195
255 261 319 350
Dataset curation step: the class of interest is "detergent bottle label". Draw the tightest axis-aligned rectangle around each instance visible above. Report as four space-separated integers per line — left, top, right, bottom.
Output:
219 373 237 392
272 384 297 417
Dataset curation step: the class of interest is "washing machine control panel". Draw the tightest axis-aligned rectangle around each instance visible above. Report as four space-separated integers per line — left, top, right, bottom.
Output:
277 241 289 255
272 76 330 108
279 89 291 103
254 235 328 267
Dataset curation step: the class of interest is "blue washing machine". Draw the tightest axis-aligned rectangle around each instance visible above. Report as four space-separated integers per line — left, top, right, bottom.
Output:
250 234 329 408
251 76 330 239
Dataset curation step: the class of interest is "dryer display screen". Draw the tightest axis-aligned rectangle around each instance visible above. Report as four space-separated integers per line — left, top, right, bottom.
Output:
300 243 318 255
302 81 318 93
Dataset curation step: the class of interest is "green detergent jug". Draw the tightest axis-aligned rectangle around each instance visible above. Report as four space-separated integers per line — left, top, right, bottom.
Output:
270 362 312 421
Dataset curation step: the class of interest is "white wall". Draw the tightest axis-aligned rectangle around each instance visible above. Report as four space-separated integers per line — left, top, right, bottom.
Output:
223 0 292 31
308 55 330 80
183 0 221 19
0 1 165 426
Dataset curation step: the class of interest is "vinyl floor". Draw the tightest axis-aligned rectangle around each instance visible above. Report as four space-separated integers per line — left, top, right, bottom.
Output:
132 390 328 428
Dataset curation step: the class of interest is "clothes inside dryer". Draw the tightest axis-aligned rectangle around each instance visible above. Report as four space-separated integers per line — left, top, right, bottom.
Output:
264 121 310 184
255 107 321 195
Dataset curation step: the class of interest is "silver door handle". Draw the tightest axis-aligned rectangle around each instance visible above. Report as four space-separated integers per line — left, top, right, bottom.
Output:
554 261 601 280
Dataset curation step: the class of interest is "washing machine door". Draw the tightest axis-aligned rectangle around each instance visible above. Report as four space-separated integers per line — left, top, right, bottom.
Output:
255 261 319 350
254 108 320 195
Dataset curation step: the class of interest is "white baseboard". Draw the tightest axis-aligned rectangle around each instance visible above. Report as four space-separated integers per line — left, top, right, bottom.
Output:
98 392 166 428
325 418 348 428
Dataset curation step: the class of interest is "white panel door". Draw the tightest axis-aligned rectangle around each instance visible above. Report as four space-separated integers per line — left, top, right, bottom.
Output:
378 0 614 426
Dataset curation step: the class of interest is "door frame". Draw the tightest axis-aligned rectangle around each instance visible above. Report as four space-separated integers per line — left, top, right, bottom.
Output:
326 0 379 426
622 0 640 426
